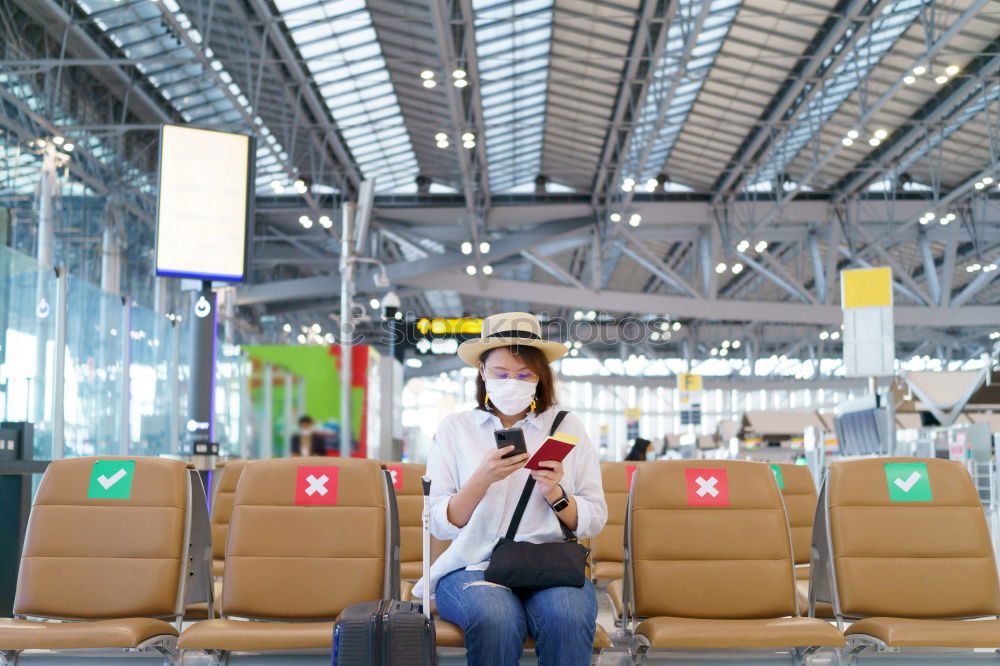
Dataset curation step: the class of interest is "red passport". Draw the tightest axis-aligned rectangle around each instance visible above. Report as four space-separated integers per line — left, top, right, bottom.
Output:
525 432 579 470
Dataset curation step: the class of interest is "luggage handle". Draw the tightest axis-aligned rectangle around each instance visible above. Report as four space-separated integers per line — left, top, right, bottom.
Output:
421 475 432 619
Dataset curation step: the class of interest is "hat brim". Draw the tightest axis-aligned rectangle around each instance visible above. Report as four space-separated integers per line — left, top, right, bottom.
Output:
457 337 568 367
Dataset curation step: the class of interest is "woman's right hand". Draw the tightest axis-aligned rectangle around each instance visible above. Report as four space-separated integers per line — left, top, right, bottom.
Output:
474 446 529 485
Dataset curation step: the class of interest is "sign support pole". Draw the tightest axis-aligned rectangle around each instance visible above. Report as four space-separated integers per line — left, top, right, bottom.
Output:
340 203 356 458
185 281 218 458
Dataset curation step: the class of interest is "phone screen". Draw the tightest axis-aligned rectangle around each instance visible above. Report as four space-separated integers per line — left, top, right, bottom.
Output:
494 427 527 459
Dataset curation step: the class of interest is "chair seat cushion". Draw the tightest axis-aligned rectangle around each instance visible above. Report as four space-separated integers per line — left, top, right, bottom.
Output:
178 619 334 651
794 580 834 619
401 561 422 580
846 617 1000 647
0 618 177 650
212 560 225 578
592 561 623 580
434 619 611 649
607 579 623 618
637 616 845 648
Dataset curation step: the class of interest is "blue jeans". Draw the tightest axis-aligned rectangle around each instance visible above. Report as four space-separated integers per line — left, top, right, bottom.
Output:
436 568 597 666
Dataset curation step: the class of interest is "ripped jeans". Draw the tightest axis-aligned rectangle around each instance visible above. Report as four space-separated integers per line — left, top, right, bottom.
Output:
435 568 597 666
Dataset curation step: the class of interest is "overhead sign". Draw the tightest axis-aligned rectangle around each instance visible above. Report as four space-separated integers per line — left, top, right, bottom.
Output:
841 266 895 377
677 373 702 426
155 125 254 282
87 460 135 500
416 318 482 335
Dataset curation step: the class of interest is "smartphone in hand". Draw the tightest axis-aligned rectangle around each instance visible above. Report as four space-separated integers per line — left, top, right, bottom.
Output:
494 427 527 459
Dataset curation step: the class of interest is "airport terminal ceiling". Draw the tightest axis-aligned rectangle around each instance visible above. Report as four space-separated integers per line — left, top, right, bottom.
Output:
1 0 1000 369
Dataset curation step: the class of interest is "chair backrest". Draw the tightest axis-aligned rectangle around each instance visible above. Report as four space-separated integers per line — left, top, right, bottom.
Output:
210 460 246 566
773 463 817 565
628 460 797 619
221 457 392 620
593 462 641 565
388 463 425 567
826 457 1000 619
15 456 190 620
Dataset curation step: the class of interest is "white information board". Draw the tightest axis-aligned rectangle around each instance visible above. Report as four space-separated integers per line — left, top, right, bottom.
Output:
155 125 253 281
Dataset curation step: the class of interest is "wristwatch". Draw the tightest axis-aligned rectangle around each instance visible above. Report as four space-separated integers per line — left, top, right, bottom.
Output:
549 485 570 512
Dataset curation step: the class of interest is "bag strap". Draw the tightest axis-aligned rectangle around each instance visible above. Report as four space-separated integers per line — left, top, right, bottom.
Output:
504 411 575 542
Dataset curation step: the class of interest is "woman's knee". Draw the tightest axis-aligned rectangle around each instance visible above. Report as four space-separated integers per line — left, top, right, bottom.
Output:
439 576 527 634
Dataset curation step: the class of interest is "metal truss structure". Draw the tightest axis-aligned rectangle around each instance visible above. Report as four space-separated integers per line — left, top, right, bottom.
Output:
2 0 999 369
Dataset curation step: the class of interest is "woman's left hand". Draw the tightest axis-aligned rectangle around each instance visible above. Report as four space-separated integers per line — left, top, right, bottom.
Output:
531 460 564 499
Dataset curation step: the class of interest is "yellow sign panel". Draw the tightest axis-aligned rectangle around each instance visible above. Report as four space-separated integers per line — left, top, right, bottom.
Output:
625 407 641 420
416 317 483 335
678 373 702 392
841 266 892 309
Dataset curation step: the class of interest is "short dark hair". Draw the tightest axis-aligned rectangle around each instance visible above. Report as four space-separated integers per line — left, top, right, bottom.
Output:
475 345 557 414
298 415 314 426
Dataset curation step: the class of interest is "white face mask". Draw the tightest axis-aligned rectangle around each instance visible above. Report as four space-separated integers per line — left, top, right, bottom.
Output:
485 378 537 415
645 450 656 461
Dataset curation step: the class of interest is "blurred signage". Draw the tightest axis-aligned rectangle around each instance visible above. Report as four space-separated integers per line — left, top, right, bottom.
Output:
841 266 894 377
416 317 482 335
678 373 702 426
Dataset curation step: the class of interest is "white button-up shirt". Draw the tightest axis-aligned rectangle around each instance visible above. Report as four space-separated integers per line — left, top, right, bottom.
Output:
412 407 607 597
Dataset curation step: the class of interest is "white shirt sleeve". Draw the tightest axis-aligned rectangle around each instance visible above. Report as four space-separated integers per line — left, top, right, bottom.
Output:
564 414 607 539
426 416 463 540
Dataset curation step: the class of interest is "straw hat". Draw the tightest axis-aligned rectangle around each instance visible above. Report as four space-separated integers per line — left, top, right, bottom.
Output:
457 312 568 367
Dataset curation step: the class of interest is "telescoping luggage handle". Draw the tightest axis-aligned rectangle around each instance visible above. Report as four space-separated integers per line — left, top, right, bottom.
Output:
421 475 432 619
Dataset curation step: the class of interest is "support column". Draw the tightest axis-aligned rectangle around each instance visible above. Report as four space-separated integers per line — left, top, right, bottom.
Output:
185 283 218 457
339 202 356 457
36 144 57 269
100 218 121 296
262 362 273 459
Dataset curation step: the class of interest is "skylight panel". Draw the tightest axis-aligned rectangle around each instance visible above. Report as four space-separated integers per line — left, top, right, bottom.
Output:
619 0 741 186
474 0 554 192
746 0 923 190
274 0 418 191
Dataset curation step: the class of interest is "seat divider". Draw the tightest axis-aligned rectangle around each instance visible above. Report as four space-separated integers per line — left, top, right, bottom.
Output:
382 468 402 601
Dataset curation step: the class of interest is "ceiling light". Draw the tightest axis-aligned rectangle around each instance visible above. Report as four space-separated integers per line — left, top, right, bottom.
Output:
842 137 854 146
989 263 998 271
732 340 741 349
460 241 472 255
298 215 313 228
483 265 493 275
945 64 960 76
651 332 661 341
935 74 948 85
847 129 859 139
913 65 926 76
463 140 476 149
940 217 950 226
903 75 916 85
736 239 750 252
672 322 681 331
645 178 658 191
991 331 1000 340
984 177 994 185
420 70 435 79
874 128 888 140
422 79 437 88
569 348 579 357
610 212 621 223
715 262 727 274
53 136 65 146
282 323 292 333
479 241 490 253
573 341 582 349
574 311 583 320
461 132 475 141
731 262 744 274
722 340 730 348
967 265 978 272
587 310 597 320
454 79 468 88
924 211 935 221
311 323 322 334
435 132 448 141
465 265 477 275
628 213 641 226
976 182 986 190
869 137 881 147
319 215 332 228
436 140 450 148
297 334 306 344
755 240 768 252
270 180 284 192
831 331 840 340
945 212 956 221
622 177 635 191
370 298 380 309
660 322 670 331
820 331 829 340
710 347 718 356
452 69 467 79
719 348 729 357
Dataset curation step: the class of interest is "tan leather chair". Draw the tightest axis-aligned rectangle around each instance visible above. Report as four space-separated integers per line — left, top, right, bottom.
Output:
389 462 426 580
624 460 844 659
771 463 834 619
0 456 191 662
593 461 638 582
210 460 246 578
815 457 1000 655
178 457 398 660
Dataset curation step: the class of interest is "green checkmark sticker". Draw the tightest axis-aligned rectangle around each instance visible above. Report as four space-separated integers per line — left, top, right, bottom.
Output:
884 462 932 502
770 464 785 489
87 460 135 499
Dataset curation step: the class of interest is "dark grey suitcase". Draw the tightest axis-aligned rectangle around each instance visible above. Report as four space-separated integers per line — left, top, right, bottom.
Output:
332 599 435 665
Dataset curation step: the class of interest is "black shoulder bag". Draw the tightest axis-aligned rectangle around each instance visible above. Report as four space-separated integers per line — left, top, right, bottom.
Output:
484 411 590 589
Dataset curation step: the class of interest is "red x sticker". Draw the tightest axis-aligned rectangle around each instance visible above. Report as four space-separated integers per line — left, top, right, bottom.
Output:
626 465 637 490
685 468 729 507
294 466 339 505
386 464 404 491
